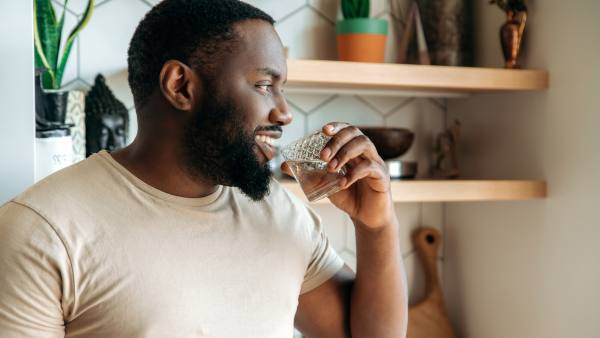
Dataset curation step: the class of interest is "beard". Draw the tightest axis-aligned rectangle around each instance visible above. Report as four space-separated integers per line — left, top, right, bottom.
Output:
181 90 272 201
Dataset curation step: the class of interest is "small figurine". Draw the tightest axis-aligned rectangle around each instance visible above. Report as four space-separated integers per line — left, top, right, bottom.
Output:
85 74 129 156
432 119 461 179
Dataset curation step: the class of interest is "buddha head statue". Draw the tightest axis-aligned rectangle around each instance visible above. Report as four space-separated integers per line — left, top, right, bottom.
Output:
85 74 129 156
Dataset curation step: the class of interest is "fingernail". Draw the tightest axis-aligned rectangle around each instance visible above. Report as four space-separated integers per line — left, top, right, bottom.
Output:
328 159 338 170
321 148 331 160
326 125 335 133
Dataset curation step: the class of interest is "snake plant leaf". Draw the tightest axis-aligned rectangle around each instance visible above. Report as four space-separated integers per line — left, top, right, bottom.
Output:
56 0 94 87
351 0 360 18
34 29 54 83
33 1 50 71
341 0 370 19
34 0 60 88
358 0 369 18
341 0 356 19
44 0 58 27
55 0 68 67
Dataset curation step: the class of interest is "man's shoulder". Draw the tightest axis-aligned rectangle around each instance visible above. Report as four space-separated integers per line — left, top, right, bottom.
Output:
12 154 111 216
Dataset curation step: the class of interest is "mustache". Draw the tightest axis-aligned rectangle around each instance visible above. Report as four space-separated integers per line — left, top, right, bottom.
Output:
254 125 282 134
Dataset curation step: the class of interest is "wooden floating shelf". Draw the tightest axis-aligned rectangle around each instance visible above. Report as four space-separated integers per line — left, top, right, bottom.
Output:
286 59 549 97
280 180 547 203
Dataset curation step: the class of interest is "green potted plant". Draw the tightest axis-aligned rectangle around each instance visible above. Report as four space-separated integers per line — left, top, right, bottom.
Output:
34 0 94 175
336 0 388 62
34 0 94 90
34 0 94 122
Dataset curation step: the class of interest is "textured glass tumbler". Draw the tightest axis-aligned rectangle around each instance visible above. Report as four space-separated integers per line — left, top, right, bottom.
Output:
281 131 347 202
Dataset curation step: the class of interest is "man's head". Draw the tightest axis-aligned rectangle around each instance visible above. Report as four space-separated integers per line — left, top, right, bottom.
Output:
127 0 291 200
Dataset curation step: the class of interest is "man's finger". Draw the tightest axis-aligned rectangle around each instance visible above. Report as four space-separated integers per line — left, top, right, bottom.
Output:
320 126 361 161
280 162 293 177
322 122 350 136
339 159 388 192
328 135 377 172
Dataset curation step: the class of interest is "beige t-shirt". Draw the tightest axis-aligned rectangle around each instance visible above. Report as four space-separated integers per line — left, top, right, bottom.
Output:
0 151 344 338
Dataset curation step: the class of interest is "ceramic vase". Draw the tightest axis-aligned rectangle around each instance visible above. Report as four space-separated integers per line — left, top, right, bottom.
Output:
419 0 473 66
500 10 527 69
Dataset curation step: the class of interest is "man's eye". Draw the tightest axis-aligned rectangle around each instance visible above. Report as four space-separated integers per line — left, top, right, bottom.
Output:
256 84 273 96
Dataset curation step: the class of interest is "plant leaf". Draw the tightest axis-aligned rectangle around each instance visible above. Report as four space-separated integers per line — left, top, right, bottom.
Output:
341 0 356 19
352 0 360 15
34 0 58 88
48 0 57 26
56 0 94 87
358 0 369 18
54 0 68 70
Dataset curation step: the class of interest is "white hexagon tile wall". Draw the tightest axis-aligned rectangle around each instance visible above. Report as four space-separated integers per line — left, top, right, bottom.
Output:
56 0 447 305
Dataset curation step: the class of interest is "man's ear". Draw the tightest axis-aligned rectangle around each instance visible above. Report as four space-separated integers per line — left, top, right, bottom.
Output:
159 60 202 112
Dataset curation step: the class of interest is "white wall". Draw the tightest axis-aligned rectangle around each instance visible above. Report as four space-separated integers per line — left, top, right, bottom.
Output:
0 1 35 204
445 1 600 337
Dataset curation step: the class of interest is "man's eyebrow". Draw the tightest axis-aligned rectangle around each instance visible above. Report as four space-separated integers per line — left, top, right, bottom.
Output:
256 67 281 79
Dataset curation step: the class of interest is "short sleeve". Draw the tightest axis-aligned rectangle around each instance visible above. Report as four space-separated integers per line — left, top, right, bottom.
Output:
0 202 71 338
300 207 345 294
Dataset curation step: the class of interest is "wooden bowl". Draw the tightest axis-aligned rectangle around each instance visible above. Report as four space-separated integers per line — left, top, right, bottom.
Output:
359 127 414 160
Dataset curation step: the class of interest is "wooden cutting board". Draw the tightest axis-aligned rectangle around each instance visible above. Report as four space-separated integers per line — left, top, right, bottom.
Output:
407 227 458 338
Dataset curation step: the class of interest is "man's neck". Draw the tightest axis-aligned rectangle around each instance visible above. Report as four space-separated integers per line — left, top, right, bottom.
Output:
110 138 219 199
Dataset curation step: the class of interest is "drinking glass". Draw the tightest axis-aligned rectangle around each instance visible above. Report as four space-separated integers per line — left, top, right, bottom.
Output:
280 131 347 202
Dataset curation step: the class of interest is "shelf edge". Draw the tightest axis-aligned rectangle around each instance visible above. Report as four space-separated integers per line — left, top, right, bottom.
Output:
279 180 547 204
286 59 549 94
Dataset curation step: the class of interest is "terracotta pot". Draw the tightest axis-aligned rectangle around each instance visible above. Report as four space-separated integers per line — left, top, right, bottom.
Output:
336 18 388 63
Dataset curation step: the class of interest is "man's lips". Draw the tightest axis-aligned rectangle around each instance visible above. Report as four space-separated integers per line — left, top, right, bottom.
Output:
255 129 282 139
254 131 281 161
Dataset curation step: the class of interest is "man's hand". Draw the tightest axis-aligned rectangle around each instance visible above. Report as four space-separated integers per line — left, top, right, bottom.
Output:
283 122 396 230
286 123 408 338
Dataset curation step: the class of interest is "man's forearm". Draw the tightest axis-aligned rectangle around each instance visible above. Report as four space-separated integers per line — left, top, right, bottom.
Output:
350 218 408 338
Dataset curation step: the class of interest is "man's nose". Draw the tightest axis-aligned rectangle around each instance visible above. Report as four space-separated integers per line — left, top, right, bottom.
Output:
269 96 292 126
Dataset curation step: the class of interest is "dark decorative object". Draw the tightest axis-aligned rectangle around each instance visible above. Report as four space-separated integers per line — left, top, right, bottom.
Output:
397 2 431 65
35 70 77 179
35 70 87 162
432 119 461 179
418 0 474 66
359 127 415 160
490 0 528 68
35 70 72 133
85 74 129 156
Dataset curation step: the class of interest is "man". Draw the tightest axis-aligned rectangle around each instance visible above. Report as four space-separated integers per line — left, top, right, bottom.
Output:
0 0 407 337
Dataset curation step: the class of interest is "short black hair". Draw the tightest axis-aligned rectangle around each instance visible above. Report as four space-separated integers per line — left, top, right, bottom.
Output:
127 0 275 107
